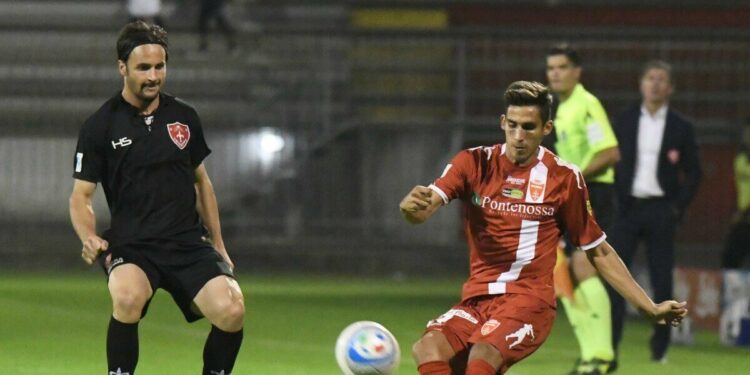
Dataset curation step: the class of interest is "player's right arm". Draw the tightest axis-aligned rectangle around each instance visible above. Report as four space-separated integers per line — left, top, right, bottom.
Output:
399 185 443 224
399 148 478 224
69 179 108 264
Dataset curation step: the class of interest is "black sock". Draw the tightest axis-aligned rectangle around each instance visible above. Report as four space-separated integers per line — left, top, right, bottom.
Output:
203 325 243 375
107 316 139 374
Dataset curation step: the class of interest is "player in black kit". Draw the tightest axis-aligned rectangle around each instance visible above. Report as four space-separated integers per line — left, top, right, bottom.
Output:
69 21 244 375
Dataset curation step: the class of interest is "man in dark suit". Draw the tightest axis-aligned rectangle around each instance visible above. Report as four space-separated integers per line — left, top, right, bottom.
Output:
608 60 702 367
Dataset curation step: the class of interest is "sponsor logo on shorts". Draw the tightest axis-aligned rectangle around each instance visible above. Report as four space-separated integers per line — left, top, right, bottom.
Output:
110 368 130 375
427 308 478 327
505 323 535 349
107 257 124 274
481 319 501 336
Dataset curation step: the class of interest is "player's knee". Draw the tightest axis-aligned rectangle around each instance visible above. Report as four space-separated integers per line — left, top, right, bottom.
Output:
215 298 245 332
111 290 148 322
412 331 452 364
469 342 502 365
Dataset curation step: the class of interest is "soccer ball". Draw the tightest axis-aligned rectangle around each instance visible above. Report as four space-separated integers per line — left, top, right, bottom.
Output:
335 321 401 375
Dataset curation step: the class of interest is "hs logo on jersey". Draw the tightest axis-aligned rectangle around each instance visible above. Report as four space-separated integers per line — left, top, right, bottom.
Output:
111 137 132 149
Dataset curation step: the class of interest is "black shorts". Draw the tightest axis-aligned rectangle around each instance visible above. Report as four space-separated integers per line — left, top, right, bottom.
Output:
98 241 234 322
564 182 615 256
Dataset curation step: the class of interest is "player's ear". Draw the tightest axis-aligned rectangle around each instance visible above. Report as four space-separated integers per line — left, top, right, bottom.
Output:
500 114 507 130
543 120 553 136
118 60 127 77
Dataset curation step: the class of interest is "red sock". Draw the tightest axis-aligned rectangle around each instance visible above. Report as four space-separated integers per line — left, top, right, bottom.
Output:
466 359 497 375
418 360 451 375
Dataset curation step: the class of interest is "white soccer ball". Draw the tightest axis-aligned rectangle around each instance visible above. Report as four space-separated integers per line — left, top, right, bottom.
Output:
335 321 401 375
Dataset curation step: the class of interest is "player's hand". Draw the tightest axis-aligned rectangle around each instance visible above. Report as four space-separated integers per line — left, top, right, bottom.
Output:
81 235 108 265
399 185 434 213
648 300 688 327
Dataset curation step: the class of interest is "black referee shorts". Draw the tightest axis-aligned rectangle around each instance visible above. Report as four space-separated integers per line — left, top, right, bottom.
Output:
563 182 616 256
98 241 235 322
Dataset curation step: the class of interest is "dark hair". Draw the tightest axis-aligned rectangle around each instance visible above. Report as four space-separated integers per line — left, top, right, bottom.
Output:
116 20 168 62
504 81 553 123
641 59 673 86
546 43 581 66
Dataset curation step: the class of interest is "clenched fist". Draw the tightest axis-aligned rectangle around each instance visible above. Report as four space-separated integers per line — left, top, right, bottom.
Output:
81 235 108 265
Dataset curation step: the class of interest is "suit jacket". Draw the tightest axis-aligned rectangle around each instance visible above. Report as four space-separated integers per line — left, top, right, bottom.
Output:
613 104 702 215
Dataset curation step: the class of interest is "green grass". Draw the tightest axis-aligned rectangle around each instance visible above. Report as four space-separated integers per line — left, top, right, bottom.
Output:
0 273 747 374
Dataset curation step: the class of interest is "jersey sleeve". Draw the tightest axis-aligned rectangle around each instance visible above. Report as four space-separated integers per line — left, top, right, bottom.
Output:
584 96 618 156
429 149 477 204
559 171 606 250
72 120 104 182
188 108 211 167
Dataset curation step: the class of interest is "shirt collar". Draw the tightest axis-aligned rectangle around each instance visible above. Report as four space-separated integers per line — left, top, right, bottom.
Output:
117 92 169 116
640 103 668 119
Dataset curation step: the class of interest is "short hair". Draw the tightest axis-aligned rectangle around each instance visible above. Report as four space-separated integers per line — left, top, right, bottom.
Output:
504 81 553 123
641 59 673 86
546 43 581 66
116 20 169 63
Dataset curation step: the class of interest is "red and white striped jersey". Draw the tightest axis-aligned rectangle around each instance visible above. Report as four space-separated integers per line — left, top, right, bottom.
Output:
430 144 606 307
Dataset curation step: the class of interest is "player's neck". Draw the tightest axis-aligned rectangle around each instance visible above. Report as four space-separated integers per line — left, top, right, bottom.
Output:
506 148 539 167
121 89 160 116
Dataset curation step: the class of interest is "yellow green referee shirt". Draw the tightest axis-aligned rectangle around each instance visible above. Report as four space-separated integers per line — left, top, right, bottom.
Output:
735 152 750 212
554 84 618 184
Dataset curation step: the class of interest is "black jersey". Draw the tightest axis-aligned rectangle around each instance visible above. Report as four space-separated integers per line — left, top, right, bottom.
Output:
73 92 211 247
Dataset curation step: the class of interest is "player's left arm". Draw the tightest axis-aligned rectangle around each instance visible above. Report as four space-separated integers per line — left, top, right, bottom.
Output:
194 162 232 269
581 98 620 179
586 241 687 326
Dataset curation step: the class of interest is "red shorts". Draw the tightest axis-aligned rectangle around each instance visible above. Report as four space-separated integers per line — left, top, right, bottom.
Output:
424 293 556 373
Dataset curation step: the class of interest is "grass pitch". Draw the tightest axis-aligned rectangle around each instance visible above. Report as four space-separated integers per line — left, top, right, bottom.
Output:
1 272 747 374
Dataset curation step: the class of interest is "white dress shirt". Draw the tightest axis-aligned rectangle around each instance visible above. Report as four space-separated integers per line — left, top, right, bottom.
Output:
631 105 668 198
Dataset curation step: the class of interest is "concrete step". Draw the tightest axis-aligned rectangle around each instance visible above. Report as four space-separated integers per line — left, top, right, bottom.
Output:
0 30 260 64
1 63 250 98
0 96 251 134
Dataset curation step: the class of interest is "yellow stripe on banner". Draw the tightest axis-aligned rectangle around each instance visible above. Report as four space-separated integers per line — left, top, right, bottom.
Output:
352 8 448 29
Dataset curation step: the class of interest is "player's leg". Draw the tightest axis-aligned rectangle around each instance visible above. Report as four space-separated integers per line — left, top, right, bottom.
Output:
415 304 480 375
468 294 555 375
466 342 503 375
413 331 457 375
644 201 677 362
107 262 154 375
193 275 245 375
161 246 243 375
